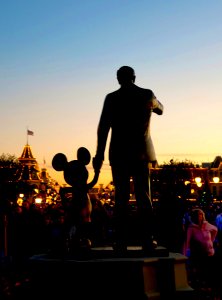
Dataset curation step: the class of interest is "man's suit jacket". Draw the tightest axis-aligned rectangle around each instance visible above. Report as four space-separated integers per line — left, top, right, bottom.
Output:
95 83 163 166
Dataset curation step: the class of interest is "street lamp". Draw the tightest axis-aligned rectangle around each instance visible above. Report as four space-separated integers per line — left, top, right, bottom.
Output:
195 177 202 187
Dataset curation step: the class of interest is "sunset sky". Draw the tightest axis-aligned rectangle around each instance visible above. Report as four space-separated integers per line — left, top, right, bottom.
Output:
1 1 222 187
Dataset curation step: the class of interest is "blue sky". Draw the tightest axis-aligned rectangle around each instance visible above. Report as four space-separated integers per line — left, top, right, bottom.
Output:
1 0 222 186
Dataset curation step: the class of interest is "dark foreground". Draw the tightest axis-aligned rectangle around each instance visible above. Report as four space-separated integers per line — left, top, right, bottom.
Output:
0 246 220 299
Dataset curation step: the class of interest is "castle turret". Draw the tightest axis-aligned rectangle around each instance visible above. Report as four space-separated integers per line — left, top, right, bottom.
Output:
16 144 41 185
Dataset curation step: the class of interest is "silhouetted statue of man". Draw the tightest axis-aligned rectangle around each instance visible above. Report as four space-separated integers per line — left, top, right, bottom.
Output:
93 66 164 256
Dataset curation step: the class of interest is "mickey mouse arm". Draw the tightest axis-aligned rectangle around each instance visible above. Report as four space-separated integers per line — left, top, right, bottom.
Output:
87 169 100 190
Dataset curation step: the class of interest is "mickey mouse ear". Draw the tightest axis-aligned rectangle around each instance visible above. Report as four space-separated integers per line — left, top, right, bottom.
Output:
77 147 91 165
52 153 67 171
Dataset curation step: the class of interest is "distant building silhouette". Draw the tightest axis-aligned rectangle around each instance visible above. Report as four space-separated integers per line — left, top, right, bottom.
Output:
16 143 42 185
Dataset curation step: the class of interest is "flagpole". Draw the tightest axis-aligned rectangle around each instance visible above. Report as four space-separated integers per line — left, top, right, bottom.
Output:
26 126 28 144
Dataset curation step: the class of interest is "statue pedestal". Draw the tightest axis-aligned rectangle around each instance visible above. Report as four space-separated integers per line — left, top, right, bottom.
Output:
143 252 194 299
28 246 194 299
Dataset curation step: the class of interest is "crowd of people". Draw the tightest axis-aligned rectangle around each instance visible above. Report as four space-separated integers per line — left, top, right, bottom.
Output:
1 192 222 298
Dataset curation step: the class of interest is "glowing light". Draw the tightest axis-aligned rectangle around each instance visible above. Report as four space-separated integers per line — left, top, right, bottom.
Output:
195 177 201 184
35 198 42 204
17 198 23 206
213 177 219 183
184 181 190 185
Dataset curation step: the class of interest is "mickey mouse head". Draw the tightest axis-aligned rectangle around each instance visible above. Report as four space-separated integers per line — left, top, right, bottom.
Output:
52 147 91 189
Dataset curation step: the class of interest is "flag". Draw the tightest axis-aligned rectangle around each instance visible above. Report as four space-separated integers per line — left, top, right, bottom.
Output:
27 130 34 136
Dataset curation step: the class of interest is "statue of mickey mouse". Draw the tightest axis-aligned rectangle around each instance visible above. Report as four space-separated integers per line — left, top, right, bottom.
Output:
52 147 100 252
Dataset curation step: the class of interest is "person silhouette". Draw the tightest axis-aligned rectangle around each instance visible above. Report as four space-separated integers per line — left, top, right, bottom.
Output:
93 66 164 255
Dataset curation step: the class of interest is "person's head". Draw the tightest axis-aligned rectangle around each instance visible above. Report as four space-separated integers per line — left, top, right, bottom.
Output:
117 66 135 85
190 208 206 225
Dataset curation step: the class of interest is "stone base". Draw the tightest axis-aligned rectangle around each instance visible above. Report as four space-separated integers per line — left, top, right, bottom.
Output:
28 247 194 299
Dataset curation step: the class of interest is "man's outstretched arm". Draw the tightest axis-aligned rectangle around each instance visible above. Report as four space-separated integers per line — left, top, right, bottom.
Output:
151 96 164 115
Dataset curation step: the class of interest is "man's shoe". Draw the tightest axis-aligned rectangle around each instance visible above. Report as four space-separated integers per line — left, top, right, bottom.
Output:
152 239 158 248
142 239 158 257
